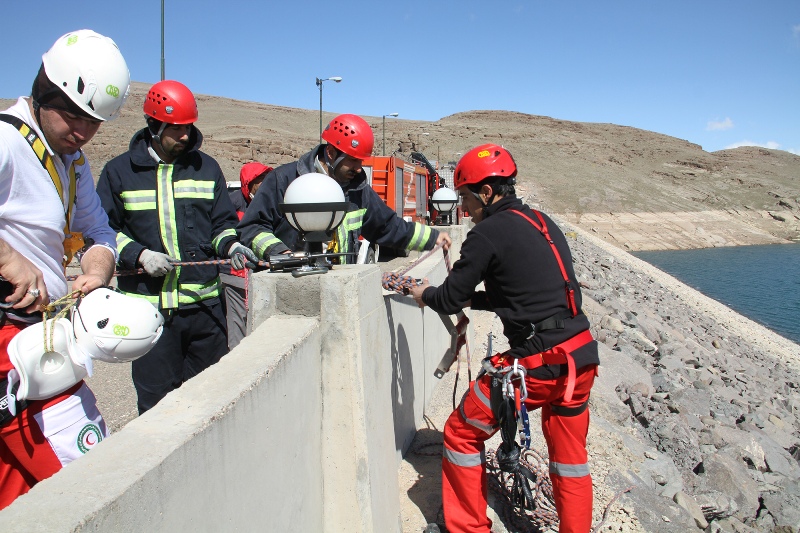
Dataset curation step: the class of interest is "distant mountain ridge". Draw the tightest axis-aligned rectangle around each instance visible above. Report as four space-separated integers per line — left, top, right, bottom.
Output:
4 82 798 251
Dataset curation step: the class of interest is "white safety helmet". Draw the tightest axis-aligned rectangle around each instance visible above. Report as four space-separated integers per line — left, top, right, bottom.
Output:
41 29 131 121
7 318 88 402
71 288 164 363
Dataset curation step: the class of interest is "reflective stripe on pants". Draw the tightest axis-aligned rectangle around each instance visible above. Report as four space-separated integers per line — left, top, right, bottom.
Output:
442 364 597 533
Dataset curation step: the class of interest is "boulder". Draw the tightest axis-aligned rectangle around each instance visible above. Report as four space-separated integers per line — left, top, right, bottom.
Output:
696 452 760 520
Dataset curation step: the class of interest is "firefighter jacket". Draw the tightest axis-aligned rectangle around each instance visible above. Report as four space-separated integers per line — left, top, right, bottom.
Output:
238 144 440 262
96 127 240 310
422 196 599 373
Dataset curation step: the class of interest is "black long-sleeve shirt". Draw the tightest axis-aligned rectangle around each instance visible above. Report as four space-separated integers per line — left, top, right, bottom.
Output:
422 196 598 371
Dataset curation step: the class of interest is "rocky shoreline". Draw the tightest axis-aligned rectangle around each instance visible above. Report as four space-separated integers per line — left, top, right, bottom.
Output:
399 216 799 532
564 218 799 532
559 209 799 252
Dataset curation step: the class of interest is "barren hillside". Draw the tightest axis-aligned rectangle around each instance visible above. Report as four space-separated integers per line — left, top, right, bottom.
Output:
4 82 798 251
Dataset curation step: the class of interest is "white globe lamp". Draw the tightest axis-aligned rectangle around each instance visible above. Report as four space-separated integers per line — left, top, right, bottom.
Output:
431 187 458 225
280 173 348 237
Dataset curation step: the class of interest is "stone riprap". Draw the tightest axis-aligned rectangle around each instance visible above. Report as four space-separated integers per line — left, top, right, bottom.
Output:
560 220 800 532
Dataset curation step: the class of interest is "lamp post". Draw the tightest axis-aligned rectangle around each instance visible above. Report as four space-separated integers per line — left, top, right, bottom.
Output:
382 113 399 156
315 76 342 139
160 0 165 80
412 132 429 151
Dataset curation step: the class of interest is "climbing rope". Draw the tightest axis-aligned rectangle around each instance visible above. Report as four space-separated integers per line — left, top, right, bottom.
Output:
412 439 627 532
380 245 472 409
65 259 271 282
486 447 559 532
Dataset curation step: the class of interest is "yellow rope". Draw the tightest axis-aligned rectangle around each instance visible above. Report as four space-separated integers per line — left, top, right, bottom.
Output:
39 290 82 353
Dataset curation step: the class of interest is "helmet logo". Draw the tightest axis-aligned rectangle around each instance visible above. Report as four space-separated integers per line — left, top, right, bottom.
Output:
477 150 491 158
105 85 120 98
165 106 174 114
113 324 130 336
351 140 359 148
77 423 103 454
66 35 78 46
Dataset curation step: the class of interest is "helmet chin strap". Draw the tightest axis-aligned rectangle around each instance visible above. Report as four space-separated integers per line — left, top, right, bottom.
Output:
151 121 167 146
471 190 488 209
322 146 341 175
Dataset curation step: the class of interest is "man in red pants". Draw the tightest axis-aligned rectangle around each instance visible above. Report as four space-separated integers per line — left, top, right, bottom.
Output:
411 144 600 532
0 30 131 509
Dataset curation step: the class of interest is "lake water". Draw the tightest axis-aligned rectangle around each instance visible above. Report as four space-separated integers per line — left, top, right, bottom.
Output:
633 243 800 344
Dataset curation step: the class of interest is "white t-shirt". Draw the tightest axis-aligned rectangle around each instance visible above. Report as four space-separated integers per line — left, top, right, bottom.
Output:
0 97 117 300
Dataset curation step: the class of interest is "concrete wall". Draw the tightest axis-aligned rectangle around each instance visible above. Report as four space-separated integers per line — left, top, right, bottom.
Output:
0 225 469 532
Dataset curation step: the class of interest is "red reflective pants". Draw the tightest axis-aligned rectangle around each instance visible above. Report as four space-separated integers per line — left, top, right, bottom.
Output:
442 364 597 533
0 323 107 510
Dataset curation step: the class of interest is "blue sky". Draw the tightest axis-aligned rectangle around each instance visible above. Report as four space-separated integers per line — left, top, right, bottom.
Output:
2 1 799 154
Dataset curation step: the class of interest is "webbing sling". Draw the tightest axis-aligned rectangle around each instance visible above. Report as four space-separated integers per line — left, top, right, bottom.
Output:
509 209 578 316
0 114 84 265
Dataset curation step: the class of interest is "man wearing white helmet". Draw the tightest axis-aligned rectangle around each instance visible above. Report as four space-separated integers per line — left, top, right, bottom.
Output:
0 29 130 509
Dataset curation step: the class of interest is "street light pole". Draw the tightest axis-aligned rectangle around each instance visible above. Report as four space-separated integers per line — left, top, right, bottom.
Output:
316 76 342 140
414 132 429 151
382 112 399 156
160 0 165 80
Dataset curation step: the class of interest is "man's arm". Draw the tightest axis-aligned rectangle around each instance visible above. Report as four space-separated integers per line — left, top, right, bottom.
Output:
360 186 442 252
411 230 494 315
71 157 119 264
72 245 115 294
207 159 240 257
0 239 47 312
237 167 292 258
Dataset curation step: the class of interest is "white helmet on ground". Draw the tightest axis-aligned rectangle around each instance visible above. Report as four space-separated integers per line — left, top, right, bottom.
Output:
7 318 88 402
42 29 131 121
71 288 164 363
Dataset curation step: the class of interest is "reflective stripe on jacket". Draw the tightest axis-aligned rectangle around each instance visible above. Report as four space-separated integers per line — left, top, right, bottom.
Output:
97 127 239 309
238 145 439 262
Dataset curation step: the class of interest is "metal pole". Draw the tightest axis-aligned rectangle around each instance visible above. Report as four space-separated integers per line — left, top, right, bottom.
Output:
160 0 165 80
318 78 323 140
382 115 386 156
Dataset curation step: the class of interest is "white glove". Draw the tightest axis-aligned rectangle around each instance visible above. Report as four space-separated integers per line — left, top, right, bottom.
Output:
139 249 176 277
228 242 258 270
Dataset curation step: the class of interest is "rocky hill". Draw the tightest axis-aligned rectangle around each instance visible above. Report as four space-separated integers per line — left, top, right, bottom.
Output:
4 82 798 251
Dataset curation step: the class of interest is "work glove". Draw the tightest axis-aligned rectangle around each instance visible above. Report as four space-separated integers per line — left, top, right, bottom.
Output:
139 249 176 277
227 242 258 270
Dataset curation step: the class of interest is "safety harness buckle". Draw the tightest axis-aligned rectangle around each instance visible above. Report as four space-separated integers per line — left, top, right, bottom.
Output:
0 376 27 427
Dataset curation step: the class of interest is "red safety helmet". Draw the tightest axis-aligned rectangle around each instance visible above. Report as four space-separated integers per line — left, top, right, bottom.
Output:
454 144 517 189
143 80 198 124
321 114 374 160
239 162 272 201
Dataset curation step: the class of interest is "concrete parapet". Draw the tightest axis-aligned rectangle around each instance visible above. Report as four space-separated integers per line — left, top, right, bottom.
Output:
0 314 323 532
0 224 469 532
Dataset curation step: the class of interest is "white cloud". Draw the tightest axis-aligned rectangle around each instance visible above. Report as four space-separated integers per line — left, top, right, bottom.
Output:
707 117 734 131
725 140 782 150
794 24 800 39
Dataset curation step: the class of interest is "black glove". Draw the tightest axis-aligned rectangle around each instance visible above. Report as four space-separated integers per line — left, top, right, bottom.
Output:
228 242 258 270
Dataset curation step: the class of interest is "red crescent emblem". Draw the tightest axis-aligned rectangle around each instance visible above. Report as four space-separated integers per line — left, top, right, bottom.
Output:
85 432 97 446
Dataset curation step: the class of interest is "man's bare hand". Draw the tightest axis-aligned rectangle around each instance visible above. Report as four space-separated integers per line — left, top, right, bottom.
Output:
408 277 430 309
0 240 47 312
436 232 452 251
71 273 107 295
76 245 116 293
